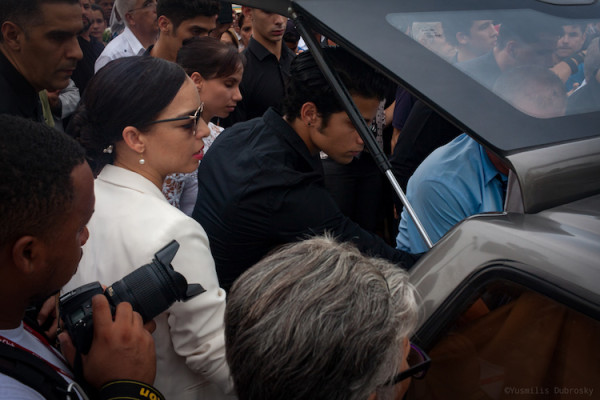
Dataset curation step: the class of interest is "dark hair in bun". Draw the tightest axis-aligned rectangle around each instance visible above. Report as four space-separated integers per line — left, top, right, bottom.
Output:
67 56 188 175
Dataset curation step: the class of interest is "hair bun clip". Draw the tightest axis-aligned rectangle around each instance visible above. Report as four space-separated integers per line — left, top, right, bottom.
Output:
103 145 113 154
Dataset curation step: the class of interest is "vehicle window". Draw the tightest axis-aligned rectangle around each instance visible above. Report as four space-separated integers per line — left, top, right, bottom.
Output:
408 282 600 399
387 10 600 117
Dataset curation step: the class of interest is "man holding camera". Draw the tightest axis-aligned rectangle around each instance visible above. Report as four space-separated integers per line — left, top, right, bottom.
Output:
0 114 162 399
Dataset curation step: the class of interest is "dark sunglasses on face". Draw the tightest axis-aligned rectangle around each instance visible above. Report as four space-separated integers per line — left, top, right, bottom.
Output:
385 343 431 386
146 103 203 136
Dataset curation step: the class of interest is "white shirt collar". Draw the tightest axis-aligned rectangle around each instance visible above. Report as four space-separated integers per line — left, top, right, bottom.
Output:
97 164 166 202
121 26 146 56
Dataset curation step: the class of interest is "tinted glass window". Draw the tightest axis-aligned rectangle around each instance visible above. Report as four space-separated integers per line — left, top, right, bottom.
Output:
409 283 600 398
387 11 600 117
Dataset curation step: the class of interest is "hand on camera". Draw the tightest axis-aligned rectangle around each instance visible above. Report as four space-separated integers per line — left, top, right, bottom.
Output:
59 295 157 389
36 294 59 341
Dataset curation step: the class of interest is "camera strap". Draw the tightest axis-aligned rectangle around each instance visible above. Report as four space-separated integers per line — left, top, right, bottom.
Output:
0 339 71 399
0 327 74 380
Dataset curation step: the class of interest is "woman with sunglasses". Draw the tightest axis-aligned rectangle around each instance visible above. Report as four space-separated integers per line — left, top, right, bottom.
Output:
163 36 244 215
66 56 233 400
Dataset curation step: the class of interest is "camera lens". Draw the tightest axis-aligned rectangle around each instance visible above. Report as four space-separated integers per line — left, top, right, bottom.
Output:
104 240 205 322
106 261 178 322
59 240 204 355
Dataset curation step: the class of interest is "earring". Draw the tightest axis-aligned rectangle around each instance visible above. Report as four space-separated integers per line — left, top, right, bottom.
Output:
139 153 145 165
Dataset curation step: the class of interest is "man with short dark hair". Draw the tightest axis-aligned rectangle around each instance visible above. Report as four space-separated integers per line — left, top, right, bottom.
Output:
237 12 251 50
72 0 105 94
95 0 114 23
554 23 587 91
94 0 158 72
147 0 219 62
444 17 497 63
0 0 83 121
224 6 294 125
0 114 162 399
192 47 419 292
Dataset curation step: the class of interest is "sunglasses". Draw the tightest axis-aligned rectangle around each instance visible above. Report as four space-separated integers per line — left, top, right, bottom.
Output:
385 343 431 386
146 103 203 136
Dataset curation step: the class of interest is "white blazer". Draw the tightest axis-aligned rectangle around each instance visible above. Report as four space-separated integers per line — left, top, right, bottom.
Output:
64 165 235 400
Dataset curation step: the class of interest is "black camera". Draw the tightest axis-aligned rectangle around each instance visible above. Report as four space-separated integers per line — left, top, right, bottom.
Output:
59 240 205 355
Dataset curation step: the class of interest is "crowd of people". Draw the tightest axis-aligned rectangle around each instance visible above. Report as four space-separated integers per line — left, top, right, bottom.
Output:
0 0 596 399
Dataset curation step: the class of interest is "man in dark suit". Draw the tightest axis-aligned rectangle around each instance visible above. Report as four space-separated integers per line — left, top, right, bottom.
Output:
0 0 83 121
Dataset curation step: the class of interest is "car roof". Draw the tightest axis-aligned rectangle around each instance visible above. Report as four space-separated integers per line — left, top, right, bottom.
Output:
238 0 600 213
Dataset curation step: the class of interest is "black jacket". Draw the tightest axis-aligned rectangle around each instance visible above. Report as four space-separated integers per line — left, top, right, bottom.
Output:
193 108 418 291
222 38 294 127
0 51 43 122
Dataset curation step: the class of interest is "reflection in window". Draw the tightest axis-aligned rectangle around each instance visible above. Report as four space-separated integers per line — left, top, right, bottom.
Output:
386 10 600 116
408 282 600 399
411 22 457 62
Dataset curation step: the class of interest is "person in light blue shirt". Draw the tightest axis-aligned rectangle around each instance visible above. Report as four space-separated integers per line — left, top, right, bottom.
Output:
396 66 567 254
396 133 507 254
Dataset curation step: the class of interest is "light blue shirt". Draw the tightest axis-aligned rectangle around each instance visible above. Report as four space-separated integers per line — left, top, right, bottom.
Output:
396 134 507 254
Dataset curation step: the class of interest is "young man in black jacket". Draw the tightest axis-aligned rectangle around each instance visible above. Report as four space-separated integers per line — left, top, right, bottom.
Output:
193 47 419 291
